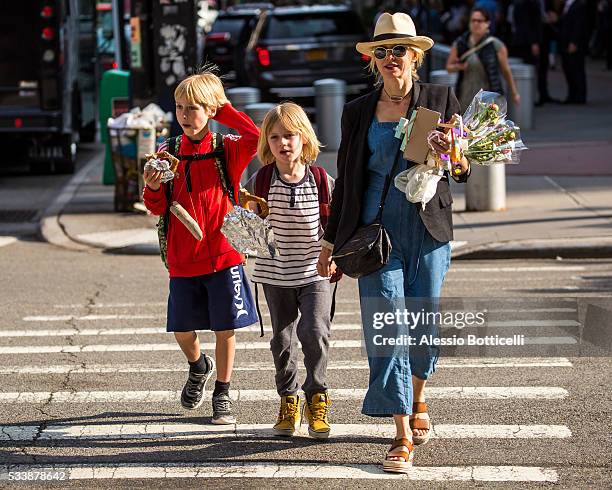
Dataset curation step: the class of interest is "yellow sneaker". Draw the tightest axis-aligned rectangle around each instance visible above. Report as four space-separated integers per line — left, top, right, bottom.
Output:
273 395 301 436
304 392 331 439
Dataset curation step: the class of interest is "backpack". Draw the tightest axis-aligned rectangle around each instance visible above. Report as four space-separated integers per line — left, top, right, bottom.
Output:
251 164 342 336
254 163 332 230
156 133 233 269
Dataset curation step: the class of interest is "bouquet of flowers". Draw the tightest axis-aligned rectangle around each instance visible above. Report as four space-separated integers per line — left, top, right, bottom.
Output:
459 90 527 165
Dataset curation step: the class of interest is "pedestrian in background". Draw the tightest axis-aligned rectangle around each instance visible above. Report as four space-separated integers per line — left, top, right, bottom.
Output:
246 103 335 440
537 0 560 104
509 0 544 100
318 12 470 473
446 7 520 112
559 0 588 103
143 72 260 425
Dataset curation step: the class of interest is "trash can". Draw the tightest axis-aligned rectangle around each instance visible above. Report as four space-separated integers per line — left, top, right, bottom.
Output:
100 70 130 185
107 123 169 212
429 69 458 88
508 63 535 130
314 79 346 151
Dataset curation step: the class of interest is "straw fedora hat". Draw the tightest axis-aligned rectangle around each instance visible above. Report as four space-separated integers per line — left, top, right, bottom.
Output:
356 12 434 56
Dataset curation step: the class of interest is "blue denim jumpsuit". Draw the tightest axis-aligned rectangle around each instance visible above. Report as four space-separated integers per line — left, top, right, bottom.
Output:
358 118 451 416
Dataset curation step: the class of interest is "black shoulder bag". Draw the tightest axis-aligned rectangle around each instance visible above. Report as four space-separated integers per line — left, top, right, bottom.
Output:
331 143 403 279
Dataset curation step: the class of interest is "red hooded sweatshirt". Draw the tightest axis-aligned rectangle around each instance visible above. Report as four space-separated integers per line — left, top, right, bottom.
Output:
143 103 259 277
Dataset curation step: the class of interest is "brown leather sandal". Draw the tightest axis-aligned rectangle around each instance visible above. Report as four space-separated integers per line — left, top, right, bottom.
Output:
382 437 414 473
410 401 432 445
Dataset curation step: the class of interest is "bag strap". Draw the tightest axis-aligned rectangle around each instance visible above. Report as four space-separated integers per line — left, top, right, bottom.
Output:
375 107 418 221
310 165 331 230
254 163 275 200
458 36 496 62
254 282 265 337
330 281 338 322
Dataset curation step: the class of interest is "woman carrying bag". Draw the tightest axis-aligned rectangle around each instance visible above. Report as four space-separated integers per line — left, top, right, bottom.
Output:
446 7 520 112
316 12 470 472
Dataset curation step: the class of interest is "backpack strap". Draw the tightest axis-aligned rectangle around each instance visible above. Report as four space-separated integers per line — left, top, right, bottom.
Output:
309 165 331 230
254 163 275 200
176 133 234 202
210 133 237 206
161 136 180 236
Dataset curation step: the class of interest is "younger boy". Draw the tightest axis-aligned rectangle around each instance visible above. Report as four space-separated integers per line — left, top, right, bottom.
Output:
143 72 259 424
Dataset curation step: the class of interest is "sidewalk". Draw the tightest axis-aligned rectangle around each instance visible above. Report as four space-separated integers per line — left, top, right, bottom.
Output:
41 60 612 260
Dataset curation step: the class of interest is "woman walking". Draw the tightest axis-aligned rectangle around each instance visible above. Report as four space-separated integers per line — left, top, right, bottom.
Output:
446 7 520 112
317 12 470 472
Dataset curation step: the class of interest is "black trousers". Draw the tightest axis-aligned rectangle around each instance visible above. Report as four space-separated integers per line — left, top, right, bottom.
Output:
561 51 587 103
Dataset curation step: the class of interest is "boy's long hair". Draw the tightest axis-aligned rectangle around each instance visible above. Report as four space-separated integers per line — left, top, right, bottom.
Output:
174 70 228 110
257 102 322 165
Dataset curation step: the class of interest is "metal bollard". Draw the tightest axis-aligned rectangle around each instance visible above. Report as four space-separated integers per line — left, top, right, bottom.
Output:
465 164 506 212
227 87 260 112
430 44 452 71
508 63 535 130
210 87 261 134
429 69 458 88
243 102 276 181
244 102 275 126
314 79 346 152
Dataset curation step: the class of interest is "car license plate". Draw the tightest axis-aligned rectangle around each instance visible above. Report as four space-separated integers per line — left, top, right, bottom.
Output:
305 49 328 61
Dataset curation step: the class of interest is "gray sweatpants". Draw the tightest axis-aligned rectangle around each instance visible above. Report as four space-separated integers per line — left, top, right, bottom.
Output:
262 280 331 399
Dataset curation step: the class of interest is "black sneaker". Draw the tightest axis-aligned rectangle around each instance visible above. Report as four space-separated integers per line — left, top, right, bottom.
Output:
211 392 236 425
180 354 215 410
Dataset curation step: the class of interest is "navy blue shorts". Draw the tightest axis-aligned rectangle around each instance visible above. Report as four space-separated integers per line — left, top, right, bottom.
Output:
167 265 258 332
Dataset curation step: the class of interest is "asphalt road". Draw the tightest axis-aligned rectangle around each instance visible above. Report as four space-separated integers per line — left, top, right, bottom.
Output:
0 231 611 487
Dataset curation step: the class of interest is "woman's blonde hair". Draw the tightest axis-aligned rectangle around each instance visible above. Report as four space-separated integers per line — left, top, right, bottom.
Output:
257 102 321 165
174 70 228 110
367 46 425 84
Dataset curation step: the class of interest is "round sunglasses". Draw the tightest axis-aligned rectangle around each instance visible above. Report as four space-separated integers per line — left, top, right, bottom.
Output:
372 45 409 60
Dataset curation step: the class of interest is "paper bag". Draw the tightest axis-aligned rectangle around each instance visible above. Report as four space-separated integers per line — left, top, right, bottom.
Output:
403 107 441 164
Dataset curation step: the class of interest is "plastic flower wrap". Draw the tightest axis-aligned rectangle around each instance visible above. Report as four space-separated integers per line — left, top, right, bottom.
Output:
221 206 278 258
461 90 527 165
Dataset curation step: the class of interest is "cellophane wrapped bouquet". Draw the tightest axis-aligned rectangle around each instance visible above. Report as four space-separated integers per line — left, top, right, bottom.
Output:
460 90 527 165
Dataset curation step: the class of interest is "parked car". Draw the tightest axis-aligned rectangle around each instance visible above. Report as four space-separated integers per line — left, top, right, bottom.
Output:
203 4 272 85
242 5 373 103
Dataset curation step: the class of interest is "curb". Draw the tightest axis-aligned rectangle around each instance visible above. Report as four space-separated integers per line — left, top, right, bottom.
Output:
452 236 612 260
39 152 104 252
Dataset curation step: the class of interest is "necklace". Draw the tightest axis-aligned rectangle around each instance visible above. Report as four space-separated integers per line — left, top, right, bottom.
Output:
383 87 410 103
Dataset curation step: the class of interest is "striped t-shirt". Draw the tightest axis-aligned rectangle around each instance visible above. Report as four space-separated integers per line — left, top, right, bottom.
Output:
251 166 333 287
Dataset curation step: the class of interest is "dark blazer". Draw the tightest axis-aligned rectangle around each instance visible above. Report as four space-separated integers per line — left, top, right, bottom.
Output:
324 82 468 254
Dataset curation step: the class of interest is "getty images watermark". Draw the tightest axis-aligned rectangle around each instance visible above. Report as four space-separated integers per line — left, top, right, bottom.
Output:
359 296 612 358
370 307 524 348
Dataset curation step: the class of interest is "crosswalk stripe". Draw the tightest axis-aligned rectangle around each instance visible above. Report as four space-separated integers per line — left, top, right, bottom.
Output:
0 423 571 441
449 266 584 272
0 336 578 354
0 463 559 482
0 340 358 354
0 319 580 338
0 358 573 375
0 387 568 403
23 314 161 322
486 320 579 327
49 302 577 313
45 321 582 335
